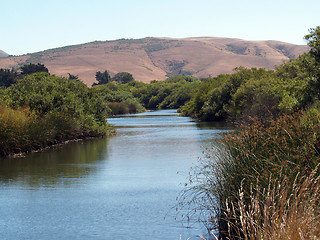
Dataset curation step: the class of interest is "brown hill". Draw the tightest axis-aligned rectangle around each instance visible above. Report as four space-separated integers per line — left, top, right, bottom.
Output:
0 50 9 58
0 37 308 86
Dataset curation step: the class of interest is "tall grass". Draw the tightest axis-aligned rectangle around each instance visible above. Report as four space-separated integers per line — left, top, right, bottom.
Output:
225 167 320 239
180 111 320 239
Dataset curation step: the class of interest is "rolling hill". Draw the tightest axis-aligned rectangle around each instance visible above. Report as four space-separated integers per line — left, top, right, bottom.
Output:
0 50 9 58
0 37 308 86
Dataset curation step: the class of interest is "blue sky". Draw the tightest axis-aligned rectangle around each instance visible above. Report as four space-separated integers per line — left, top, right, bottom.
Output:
1 0 319 55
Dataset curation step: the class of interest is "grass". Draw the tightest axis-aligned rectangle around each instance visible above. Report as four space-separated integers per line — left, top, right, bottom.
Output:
180 111 320 239
225 167 320 239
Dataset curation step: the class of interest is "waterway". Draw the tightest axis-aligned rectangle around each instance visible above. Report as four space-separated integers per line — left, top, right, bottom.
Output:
0 109 230 240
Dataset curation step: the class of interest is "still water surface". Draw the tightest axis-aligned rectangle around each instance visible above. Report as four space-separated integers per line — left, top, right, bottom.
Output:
0 110 229 240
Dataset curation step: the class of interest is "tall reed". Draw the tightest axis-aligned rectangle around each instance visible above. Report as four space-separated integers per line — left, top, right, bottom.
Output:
180 112 320 239
225 167 320 239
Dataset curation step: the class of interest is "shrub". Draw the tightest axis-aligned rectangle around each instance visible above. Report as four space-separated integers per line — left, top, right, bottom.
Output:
0 105 34 156
0 73 112 157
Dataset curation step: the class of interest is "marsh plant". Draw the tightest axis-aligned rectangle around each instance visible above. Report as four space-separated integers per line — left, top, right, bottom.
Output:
180 111 320 239
225 167 320 239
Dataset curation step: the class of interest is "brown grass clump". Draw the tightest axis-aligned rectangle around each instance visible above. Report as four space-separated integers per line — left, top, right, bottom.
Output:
225 167 320 240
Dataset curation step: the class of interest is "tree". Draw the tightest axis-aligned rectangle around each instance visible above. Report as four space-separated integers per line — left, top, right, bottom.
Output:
20 63 49 75
92 70 111 86
0 68 18 87
305 26 320 63
304 26 320 99
68 73 79 80
112 72 135 84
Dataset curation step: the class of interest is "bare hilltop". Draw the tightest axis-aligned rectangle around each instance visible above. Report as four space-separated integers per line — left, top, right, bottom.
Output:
0 37 308 86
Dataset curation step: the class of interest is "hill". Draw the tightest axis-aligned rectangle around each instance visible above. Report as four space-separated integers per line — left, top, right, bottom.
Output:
0 37 308 86
0 50 9 58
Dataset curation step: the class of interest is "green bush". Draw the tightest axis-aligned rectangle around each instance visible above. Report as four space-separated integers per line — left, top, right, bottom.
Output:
0 73 112 157
130 76 201 110
91 83 145 114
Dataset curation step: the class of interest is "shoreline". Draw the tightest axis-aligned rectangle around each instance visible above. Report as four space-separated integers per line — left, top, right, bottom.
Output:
1 133 115 160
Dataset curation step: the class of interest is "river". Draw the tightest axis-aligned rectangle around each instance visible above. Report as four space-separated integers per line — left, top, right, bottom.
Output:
0 109 230 240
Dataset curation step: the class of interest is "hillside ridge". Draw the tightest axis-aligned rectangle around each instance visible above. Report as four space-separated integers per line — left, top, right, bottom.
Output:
0 37 308 85
0 50 9 58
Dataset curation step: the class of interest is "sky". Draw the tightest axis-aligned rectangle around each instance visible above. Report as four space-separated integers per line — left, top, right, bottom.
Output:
1 0 320 56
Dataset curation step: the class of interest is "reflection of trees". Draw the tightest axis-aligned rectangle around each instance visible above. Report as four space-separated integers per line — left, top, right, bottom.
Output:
196 121 233 130
0 138 109 187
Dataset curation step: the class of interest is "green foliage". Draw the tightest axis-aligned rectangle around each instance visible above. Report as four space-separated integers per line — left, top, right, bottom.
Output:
20 63 49 75
165 60 193 77
275 53 317 107
226 43 248 55
305 26 320 62
142 41 171 53
130 76 201 110
112 72 135 84
0 68 18 87
0 73 112 157
68 73 79 80
93 70 111 86
180 67 277 120
139 65 153 71
180 52 319 121
304 26 320 99
91 82 145 114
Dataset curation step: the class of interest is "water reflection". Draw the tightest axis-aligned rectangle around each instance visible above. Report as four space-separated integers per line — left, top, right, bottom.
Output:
0 138 109 188
196 120 234 130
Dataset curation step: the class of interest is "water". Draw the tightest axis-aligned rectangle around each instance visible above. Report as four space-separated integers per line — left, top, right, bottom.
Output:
0 109 230 240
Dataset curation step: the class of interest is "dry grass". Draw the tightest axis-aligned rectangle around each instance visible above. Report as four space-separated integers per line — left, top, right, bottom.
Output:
225 167 320 240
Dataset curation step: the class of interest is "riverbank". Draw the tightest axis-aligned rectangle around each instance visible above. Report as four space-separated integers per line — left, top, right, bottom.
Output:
0 104 115 159
4 135 115 159
0 73 114 158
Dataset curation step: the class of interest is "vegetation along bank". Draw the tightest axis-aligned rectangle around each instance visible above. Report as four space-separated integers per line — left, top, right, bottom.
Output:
0 65 146 157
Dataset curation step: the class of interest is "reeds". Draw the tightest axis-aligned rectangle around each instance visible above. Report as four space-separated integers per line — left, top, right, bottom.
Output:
180 111 320 239
225 167 320 239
